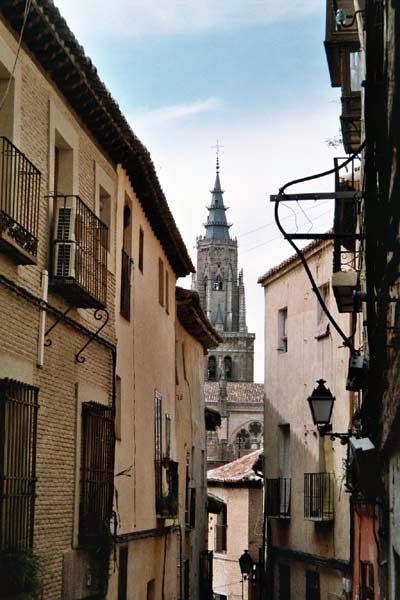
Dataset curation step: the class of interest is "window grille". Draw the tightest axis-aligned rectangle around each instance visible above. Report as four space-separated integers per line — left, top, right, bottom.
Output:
0 379 39 550
79 402 115 546
304 473 334 521
215 504 227 552
120 249 132 320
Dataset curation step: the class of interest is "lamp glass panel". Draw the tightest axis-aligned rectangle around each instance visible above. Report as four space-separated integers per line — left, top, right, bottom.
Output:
310 398 334 425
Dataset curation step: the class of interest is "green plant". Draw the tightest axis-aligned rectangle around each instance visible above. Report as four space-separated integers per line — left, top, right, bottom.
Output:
0 549 42 599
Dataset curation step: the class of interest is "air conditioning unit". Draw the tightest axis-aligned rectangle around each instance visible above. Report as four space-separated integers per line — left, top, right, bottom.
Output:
53 197 77 242
53 197 77 279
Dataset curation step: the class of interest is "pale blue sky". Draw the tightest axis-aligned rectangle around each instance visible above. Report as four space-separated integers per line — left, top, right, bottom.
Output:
56 1 342 381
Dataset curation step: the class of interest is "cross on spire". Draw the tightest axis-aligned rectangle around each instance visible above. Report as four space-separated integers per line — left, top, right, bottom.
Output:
211 140 224 172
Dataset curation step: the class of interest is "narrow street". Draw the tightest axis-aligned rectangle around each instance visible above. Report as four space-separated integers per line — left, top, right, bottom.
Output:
0 1 397 599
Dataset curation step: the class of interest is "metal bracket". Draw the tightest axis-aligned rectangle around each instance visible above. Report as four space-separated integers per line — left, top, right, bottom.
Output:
270 192 363 202
75 308 110 363
44 305 74 347
318 425 352 445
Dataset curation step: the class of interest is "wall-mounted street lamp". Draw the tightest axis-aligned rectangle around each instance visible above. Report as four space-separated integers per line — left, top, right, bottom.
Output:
239 550 256 599
307 379 352 444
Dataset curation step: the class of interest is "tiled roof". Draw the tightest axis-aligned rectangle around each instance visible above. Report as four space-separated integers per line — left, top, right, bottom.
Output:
204 382 264 404
207 449 263 484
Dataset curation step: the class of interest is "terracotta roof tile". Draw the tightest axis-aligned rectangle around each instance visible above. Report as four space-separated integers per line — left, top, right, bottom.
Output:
204 382 264 404
207 449 263 484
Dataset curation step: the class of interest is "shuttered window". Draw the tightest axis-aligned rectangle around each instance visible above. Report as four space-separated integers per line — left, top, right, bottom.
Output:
158 258 164 306
0 379 39 550
79 402 115 545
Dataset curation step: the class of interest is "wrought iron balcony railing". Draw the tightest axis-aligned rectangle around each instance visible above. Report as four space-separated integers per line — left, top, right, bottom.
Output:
332 156 361 313
304 472 334 522
156 458 179 518
0 136 41 264
51 195 108 308
266 478 291 519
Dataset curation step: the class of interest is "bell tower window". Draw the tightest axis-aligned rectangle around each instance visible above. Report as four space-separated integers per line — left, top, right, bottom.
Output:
208 356 217 380
224 356 232 380
214 275 223 291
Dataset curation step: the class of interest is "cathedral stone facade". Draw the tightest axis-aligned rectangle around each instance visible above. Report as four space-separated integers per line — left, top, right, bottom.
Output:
193 159 255 383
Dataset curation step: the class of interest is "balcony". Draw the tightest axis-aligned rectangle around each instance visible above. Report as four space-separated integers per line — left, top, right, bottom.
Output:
340 92 362 154
332 156 361 313
324 0 361 87
0 137 41 264
266 478 291 519
304 473 334 522
156 458 179 518
51 195 108 309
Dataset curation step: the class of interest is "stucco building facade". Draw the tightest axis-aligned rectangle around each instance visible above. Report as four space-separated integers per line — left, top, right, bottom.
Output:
259 240 354 600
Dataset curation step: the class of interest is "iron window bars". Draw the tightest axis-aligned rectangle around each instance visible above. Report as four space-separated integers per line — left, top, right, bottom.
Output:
79 402 115 546
52 195 108 309
0 137 41 264
266 478 291 519
304 472 335 522
0 379 39 550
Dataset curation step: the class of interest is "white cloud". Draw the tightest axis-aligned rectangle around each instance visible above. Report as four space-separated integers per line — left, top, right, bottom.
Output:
128 97 223 127
55 0 322 37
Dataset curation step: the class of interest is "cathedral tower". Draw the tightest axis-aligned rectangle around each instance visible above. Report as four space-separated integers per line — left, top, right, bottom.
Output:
193 156 255 382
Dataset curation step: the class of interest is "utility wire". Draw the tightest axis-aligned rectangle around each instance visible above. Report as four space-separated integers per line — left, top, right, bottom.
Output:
0 0 31 112
275 142 366 353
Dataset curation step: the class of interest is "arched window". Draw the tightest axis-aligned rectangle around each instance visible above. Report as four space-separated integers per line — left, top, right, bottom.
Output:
213 275 223 291
208 356 217 380
224 356 232 380
236 428 251 450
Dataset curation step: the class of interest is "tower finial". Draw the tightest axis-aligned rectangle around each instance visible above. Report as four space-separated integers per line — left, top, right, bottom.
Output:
211 140 223 173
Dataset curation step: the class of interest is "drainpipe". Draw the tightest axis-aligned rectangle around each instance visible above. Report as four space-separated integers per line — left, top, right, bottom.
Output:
37 269 48 367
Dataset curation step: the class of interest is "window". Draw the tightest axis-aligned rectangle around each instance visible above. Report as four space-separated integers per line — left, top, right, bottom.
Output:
0 62 15 140
360 561 374 600
54 131 74 195
279 564 291 600
120 206 132 321
154 391 162 510
0 379 39 550
213 275 223 290
165 414 171 458
305 571 320 600
224 356 232 379
158 258 164 306
236 428 251 451
184 560 190 600
278 308 288 352
208 356 217 380
118 546 128 600
79 402 115 546
139 227 144 273
316 284 330 339
115 376 122 441
304 473 334 521
215 504 227 553
123 204 132 254
165 270 169 314
147 580 155 600
350 51 362 92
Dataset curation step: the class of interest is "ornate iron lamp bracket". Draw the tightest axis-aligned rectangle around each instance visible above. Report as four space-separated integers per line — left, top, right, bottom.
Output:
44 305 74 347
75 308 109 363
318 425 352 445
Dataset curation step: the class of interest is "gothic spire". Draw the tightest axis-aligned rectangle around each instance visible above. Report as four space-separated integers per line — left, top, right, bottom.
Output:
204 154 231 240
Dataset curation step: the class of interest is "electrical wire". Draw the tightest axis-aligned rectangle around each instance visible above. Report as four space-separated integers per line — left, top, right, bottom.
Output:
241 207 333 254
275 142 366 354
0 0 31 112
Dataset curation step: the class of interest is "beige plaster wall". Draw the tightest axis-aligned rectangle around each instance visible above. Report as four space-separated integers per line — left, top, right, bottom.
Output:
262 241 354 599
